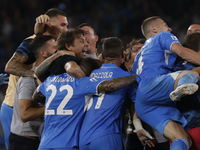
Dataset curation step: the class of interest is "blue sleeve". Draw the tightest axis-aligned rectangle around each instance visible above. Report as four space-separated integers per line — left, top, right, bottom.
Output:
16 38 36 64
159 31 180 52
78 77 104 95
126 83 137 102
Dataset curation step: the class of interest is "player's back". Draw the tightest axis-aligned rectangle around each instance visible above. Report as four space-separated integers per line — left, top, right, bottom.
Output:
132 31 179 81
39 73 100 149
79 64 136 146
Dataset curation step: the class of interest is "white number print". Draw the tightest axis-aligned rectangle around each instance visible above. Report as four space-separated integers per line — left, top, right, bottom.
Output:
136 51 144 75
164 50 171 65
45 85 57 115
85 93 106 111
45 84 74 115
95 93 105 109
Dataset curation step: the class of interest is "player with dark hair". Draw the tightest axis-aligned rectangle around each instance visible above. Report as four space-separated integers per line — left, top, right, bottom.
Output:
9 35 56 150
1 8 68 149
32 58 137 149
78 23 99 59
35 27 88 83
79 37 136 150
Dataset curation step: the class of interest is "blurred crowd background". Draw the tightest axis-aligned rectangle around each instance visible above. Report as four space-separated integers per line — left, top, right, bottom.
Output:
1 0 200 73
0 0 200 149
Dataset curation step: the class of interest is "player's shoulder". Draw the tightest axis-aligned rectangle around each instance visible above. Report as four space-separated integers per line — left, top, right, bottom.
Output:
24 34 36 40
158 31 175 38
118 67 131 75
17 76 36 87
18 35 35 48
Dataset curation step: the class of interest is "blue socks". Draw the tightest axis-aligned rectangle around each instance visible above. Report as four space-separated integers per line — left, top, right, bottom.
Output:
142 138 189 150
170 138 189 150
177 72 198 87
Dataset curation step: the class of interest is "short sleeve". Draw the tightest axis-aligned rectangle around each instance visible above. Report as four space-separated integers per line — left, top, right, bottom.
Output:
16 38 36 64
159 32 180 52
18 77 38 101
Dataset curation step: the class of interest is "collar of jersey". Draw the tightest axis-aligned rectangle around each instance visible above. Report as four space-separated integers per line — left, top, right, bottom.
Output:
101 63 118 68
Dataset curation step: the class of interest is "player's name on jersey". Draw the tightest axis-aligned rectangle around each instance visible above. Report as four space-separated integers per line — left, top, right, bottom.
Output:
51 76 74 82
90 72 113 79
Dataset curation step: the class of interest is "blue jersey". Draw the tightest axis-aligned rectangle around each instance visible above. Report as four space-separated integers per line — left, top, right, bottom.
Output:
131 32 188 134
16 36 36 64
131 31 180 81
38 73 102 149
79 64 136 146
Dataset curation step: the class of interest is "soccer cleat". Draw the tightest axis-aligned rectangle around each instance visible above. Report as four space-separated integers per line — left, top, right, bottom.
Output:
169 83 199 101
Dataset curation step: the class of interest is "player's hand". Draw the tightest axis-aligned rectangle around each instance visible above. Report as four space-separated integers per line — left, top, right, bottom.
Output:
135 129 155 148
0 73 9 85
36 14 50 24
58 50 76 57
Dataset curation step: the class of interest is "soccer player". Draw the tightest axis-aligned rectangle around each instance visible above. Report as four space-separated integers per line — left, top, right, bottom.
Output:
79 37 136 150
9 35 56 150
187 24 200 35
78 23 99 59
125 38 145 72
32 59 137 150
35 27 89 84
1 8 68 149
131 16 200 150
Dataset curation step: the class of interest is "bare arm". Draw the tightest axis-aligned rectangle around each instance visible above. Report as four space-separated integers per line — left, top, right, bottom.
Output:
65 61 86 79
19 99 44 123
98 74 137 93
5 52 34 77
171 43 200 65
133 110 155 147
35 51 61 82
35 50 75 82
34 14 49 35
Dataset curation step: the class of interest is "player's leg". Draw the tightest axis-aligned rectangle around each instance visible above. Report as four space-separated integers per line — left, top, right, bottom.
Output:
163 120 192 150
170 71 199 101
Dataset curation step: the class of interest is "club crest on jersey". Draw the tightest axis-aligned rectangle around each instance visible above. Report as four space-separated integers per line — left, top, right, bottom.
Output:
171 36 178 40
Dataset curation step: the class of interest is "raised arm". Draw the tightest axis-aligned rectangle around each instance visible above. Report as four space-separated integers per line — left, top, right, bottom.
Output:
5 52 34 77
34 14 49 35
97 74 137 93
171 43 200 65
